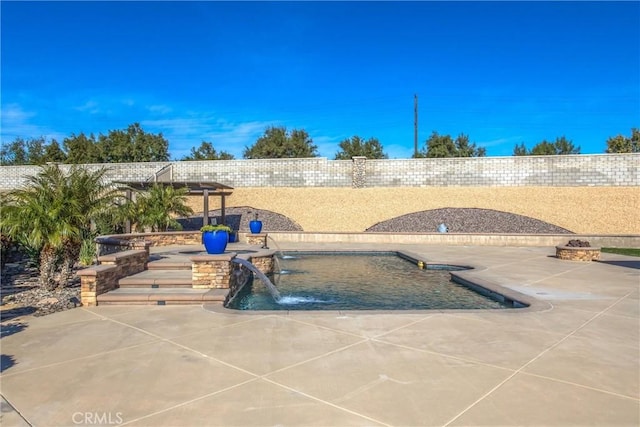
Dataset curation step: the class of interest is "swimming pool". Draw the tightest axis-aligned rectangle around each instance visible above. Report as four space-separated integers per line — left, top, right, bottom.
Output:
226 252 515 311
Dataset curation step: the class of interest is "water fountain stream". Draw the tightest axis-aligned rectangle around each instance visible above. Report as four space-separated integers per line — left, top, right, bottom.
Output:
231 258 281 301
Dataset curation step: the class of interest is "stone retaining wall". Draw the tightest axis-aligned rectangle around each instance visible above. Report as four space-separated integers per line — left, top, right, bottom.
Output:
77 248 149 306
96 232 201 255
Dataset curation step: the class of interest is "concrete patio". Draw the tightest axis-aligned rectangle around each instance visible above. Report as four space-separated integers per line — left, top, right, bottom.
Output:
1 243 638 426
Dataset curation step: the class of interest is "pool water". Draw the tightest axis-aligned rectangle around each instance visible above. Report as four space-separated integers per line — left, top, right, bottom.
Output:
227 252 510 311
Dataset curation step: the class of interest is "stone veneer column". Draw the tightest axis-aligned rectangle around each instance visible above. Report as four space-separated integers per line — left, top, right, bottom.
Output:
191 253 236 289
77 265 119 307
246 233 268 246
352 156 367 188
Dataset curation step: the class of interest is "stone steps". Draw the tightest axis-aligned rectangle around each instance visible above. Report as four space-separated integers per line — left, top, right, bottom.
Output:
103 263 230 305
96 288 227 305
147 260 192 270
118 270 192 288
91 244 274 306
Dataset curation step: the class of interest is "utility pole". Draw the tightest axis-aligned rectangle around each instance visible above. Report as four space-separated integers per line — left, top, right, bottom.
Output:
414 94 418 157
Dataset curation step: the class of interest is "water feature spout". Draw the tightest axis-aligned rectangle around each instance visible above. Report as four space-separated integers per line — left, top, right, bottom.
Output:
266 235 283 257
265 236 299 259
231 258 281 302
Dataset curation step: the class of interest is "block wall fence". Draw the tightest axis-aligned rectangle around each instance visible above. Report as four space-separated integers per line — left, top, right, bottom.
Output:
0 153 638 189
2 154 638 235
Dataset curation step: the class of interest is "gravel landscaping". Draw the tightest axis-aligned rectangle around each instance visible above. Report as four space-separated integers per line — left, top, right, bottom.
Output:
366 208 573 233
1 260 82 321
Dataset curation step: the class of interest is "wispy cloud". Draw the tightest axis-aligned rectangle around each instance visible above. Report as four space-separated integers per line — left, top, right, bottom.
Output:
141 114 276 159
309 135 337 159
147 104 173 114
478 136 524 156
74 100 100 114
0 104 66 143
479 136 523 148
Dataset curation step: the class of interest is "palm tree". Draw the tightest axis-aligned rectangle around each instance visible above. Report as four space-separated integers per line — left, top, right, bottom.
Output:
125 184 194 232
1 164 121 289
57 166 123 283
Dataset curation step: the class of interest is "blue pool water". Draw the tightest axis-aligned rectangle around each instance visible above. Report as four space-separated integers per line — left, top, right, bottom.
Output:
226 252 511 311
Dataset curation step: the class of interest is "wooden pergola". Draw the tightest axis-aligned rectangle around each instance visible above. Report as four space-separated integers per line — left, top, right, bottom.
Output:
114 181 234 232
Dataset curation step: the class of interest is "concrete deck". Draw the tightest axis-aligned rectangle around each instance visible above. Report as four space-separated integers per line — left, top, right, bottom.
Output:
1 243 638 426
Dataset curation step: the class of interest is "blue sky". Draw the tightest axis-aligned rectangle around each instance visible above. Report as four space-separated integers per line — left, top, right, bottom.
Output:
2 1 638 159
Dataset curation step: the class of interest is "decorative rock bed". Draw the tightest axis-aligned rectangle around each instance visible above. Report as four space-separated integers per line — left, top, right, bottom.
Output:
556 239 601 261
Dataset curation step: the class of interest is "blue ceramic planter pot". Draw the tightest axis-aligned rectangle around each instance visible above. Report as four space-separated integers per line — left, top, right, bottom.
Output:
249 220 263 234
202 231 228 254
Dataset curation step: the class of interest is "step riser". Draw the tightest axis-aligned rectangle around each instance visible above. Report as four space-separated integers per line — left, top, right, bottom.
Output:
117 283 193 289
147 262 192 271
97 300 221 306
147 265 192 271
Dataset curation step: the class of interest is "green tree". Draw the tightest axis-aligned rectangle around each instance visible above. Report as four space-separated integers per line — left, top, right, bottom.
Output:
0 137 65 165
454 134 487 157
0 138 29 165
24 137 47 164
415 131 486 158
64 132 101 164
56 166 123 282
551 136 580 155
43 139 67 163
529 141 557 155
182 141 235 160
606 128 640 153
243 126 318 159
98 123 170 162
124 184 194 232
514 136 580 156
1 164 120 289
513 142 528 156
334 136 388 159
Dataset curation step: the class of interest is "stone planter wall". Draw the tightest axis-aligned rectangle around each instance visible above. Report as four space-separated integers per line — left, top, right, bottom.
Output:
77 249 149 306
556 246 601 261
96 232 201 256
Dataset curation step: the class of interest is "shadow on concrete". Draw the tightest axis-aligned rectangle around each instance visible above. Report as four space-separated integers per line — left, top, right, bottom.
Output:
1 354 16 372
0 321 28 338
597 260 640 270
0 307 36 323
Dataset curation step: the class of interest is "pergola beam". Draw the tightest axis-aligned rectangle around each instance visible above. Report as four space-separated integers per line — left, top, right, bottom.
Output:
114 181 234 230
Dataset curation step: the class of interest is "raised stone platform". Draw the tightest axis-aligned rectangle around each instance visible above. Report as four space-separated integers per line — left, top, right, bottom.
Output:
555 245 601 261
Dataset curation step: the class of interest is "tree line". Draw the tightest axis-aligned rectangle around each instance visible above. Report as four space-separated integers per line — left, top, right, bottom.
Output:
1 123 638 166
